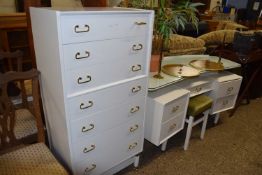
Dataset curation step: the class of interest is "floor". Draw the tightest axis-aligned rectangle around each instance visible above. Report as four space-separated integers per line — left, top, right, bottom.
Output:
117 98 262 175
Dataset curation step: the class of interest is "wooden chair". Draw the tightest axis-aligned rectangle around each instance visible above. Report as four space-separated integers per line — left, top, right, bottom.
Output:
0 69 69 174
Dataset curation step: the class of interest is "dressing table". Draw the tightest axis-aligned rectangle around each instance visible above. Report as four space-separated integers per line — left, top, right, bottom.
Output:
145 55 242 151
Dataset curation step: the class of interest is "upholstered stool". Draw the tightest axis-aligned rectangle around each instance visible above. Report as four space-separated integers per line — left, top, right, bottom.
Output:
184 95 213 150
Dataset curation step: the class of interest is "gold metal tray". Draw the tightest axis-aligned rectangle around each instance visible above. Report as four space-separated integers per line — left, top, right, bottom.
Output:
189 59 224 71
162 64 200 77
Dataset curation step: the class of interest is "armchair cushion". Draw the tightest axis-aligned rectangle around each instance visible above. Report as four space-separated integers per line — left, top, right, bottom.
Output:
168 34 206 55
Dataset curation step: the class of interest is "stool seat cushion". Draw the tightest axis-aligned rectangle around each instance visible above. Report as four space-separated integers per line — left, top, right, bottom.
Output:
187 95 212 116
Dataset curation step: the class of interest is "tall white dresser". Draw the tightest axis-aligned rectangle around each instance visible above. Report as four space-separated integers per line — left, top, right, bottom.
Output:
30 7 154 175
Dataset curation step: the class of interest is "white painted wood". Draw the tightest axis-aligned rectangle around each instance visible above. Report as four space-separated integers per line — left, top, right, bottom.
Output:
62 36 147 70
60 14 149 44
184 116 194 151
145 86 190 146
200 110 209 139
161 141 168 151
30 7 154 175
208 72 243 114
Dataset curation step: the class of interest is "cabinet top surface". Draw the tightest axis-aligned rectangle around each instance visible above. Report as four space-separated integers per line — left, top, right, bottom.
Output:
30 7 153 14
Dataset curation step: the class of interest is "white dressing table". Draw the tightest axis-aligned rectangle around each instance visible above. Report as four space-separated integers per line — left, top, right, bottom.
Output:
145 55 242 151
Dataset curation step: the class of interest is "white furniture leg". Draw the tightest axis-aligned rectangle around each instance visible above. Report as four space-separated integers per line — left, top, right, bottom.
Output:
200 110 209 140
134 155 140 168
161 140 168 151
184 116 194 150
214 113 220 124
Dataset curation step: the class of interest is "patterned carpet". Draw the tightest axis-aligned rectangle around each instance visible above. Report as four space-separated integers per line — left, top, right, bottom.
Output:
118 98 262 175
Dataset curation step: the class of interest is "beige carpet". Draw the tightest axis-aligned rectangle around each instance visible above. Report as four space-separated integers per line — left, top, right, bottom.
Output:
118 98 262 175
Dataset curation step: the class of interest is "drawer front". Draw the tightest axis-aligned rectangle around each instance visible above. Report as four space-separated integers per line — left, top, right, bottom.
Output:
162 95 188 123
214 79 242 98
61 14 149 44
71 96 145 141
65 57 146 95
72 119 144 175
62 37 147 70
188 82 212 97
67 78 147 119
159 113 185 144
211 95 237 114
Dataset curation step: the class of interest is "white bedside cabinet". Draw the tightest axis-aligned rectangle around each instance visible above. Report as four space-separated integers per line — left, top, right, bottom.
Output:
30 7 154 175
145 85 190 151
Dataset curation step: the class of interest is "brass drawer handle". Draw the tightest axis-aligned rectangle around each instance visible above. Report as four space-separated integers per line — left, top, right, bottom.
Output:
132 44 143 51
74 24 90 33
80 101 93 110
195 87 202 92
128 142 138 150
83 145 95 153
82 124 94 133
75 51 90 60
130 106 140 113
134 21 147 25
131 64 142 72
131 86 141 93
77 75 91 84
168 123 177 132
226 87 234 94
222 100 229 106
84 164 96 173
129 124 139 132
172 106 179 113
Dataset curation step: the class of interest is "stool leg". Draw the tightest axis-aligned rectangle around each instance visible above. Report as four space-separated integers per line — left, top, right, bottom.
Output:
184 116 194 150
200 110 209 140
161 140 168 151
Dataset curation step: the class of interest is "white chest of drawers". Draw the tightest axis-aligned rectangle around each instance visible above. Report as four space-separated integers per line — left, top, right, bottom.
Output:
30 7 154 175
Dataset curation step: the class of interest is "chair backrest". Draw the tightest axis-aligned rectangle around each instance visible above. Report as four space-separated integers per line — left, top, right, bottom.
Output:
0 50 23 73
0 69 45 150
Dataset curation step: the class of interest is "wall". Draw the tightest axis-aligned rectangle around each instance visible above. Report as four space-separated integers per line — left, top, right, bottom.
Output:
0 0 16 13
51 0 82 7
210 0 222 11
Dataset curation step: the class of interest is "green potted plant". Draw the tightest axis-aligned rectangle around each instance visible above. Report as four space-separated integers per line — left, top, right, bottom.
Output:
124 0 204 78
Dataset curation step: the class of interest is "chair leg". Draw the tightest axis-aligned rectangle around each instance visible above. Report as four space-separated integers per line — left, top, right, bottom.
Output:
184 116 194 150
200 110 209 140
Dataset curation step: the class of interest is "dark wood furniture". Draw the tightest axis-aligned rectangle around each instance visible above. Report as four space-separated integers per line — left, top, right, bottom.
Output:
0 13 32 70
0 69 69 174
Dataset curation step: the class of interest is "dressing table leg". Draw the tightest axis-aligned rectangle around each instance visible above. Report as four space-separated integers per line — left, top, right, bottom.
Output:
134 155 140 168
161 141 168 151
214 113 220 124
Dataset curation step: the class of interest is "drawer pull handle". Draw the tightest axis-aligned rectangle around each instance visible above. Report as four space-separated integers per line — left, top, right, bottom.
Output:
82 124 94 133
129 124 139 132
226 87 234 94
195 87 202 92
83 145 95 153
84 164 96 173
134 22 147 25
169 123 177 132
130 106 140 113
132 44 143 51
222 100 229 106
80 101 93 110
74 24 90 33
75 51 90 60
131 86 141 93
77 75 91 84
128 142 138 150
131 64 142 72
172 106 179 113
